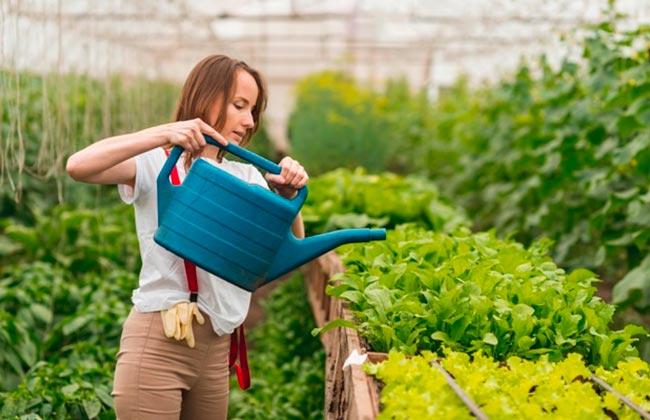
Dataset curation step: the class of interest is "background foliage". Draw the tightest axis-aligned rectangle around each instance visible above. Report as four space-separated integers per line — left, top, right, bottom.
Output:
0 68 312 419
289 19 650 319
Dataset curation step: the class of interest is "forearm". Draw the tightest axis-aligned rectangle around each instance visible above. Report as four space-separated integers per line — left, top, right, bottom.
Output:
291 212 305 239
66 127 168 185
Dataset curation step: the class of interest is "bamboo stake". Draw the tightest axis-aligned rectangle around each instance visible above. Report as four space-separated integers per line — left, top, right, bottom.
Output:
590 374 650 420
430 360 490 420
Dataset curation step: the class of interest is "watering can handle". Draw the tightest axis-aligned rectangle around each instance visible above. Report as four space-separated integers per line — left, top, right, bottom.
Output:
202 135 308 207
160 136 308 210
204 135 282 175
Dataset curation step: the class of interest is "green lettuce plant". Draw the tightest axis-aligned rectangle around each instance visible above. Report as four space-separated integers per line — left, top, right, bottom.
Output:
320 225 646 368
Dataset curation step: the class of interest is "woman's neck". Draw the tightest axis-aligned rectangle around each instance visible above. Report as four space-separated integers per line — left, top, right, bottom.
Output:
199 145 223 163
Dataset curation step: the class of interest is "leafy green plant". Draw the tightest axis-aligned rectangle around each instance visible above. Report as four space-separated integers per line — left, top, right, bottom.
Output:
415 21 650 315
1 69 178 209
1 204 139 274
229 273 325 420
0 342 116 420
367 349 650 419
321 225 646 368
302 167 469 235
287 18 650 317
0 263 130 418
288 71 394 175
0 259 135 391
0 202 137 417
447 23 650 284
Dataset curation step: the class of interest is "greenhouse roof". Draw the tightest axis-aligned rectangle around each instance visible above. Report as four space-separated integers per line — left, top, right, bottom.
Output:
2 0 650 147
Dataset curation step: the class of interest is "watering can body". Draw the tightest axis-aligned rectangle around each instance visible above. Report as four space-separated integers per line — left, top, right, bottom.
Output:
154 135 386 292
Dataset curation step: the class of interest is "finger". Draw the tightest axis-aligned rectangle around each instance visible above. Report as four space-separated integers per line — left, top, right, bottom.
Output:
178 302 190 324
293 171 308 188
279 159 299 185
186 324 195 348
180 321 188 341
189 125 207 153
169 132 191 153
191 303 205 325
174 319 183 340
161 310 176 338
174 128 197 153
210 131 229 147
290 165 307 187
198 119 228 146
264 173 286 187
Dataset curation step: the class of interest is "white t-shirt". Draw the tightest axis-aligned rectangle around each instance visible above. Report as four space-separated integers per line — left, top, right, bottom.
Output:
118 148 270 335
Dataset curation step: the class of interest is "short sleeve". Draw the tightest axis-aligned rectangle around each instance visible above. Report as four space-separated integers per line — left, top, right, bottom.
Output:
118 149 163 204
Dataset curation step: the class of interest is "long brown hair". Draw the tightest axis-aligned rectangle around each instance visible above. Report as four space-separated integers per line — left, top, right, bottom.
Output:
173 54 268 164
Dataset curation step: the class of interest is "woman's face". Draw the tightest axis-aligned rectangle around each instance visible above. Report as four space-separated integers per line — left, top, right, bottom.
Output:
209 69 259 145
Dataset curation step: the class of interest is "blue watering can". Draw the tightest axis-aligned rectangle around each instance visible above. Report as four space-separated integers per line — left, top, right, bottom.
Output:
154 135 386 292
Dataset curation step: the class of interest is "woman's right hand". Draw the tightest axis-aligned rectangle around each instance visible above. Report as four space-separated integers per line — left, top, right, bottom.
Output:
159 118 228 154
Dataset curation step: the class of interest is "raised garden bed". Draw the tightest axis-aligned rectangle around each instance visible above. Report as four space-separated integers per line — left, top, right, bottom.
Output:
304 252 650 420
304 252 378 420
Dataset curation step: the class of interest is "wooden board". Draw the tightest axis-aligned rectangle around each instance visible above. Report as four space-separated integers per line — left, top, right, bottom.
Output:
303 252 380 420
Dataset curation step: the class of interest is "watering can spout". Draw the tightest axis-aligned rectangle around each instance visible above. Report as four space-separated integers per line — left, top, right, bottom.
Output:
265 228 387 283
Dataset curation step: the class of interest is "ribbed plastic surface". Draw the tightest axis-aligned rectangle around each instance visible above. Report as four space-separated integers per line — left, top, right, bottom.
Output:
154 136 385 291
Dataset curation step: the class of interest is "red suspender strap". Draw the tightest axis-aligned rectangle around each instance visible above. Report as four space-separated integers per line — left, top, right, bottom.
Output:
229 324 250 390
165 149 250 390
166 150 198 299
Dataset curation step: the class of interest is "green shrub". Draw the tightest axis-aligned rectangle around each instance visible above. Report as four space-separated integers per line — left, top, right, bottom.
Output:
302 167 469 235
288 71 394 175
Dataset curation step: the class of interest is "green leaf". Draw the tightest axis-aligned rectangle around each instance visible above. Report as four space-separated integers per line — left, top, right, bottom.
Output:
311 318 357 336
82 396 101 419
566 268 597 284
517 336 536 350
0 235 22 256
431 331 454 346
627 200 650 226
612 131 650 163
39 403 53 419
61 383 79 396
30 304 53 324
4 226 39 254
512 304 534 318
4 350 24 375
62 315 93 336
365 288 392 323
613 187 640 200
95 388 114 408
19 414 43 420
339 291 364 305
19 337 37 366
612 255 650 311
606 231 641 246
483 333 498 346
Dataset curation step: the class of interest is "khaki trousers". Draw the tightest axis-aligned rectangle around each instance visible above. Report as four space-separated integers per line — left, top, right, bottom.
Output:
113 308 230 420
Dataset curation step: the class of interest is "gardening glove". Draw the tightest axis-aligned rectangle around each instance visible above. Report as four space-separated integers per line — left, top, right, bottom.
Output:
161 302 205 348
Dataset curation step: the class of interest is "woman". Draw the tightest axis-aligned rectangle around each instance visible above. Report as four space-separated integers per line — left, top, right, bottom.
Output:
66 55 308 419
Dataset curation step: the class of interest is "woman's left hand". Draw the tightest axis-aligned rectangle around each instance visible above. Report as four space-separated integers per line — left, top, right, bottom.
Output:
265 157 309 199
